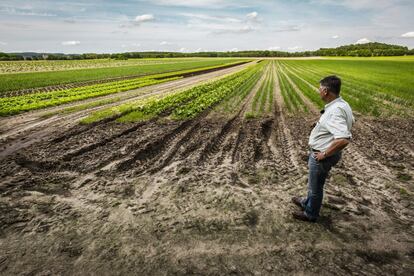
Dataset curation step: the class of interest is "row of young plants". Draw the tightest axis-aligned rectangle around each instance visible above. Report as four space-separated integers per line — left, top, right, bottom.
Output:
212 61 267 115
276 63 308 114
0 61 249 116
280 61 408 116
277 63 324 109
280 60 414 116
172 62 266 119
245 61 274 118
82 62 264 123
281 62 379 115
0 75 180 116
0 58 207 74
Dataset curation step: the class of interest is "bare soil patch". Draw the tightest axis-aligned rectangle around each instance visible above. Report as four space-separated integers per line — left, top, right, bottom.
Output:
0 108 413 275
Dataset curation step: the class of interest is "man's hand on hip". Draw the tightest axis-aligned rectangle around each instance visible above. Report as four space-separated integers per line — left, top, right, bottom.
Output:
314 151 327 161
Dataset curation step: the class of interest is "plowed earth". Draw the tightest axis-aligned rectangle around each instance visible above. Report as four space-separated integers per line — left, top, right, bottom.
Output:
0 63 413 275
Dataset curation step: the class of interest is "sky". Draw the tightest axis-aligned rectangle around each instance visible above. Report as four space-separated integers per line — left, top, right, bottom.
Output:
0 0 413 54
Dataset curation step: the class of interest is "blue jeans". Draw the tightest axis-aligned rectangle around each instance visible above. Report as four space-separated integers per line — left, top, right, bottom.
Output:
301 151 342 220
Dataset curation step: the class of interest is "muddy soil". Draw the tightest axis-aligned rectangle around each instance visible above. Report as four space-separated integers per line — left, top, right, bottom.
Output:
0 65 413 275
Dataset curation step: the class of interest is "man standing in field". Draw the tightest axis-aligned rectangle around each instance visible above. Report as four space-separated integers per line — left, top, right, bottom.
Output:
291 75 354 222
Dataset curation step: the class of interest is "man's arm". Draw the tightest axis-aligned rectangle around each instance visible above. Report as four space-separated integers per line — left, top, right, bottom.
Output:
314 138 349 161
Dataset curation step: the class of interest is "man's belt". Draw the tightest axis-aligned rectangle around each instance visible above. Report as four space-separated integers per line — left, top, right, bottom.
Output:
311 148 321 152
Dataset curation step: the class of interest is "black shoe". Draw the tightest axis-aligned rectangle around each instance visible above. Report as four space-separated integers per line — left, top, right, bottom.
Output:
292 211 316 223
291 196 304 210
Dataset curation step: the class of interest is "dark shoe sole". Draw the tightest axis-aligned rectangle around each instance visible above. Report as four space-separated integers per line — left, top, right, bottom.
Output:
292 211 316 223
291 197 305 210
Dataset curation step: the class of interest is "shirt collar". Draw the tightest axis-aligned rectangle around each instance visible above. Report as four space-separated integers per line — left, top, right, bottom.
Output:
324 96 343 110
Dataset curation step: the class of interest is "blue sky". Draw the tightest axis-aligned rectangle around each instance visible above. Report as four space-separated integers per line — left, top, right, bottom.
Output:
0 0 413 53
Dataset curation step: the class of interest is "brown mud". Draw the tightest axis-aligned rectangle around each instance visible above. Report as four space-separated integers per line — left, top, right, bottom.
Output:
0 66 413 275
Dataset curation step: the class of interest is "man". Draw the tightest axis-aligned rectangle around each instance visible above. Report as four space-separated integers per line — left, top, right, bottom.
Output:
291 75 354 222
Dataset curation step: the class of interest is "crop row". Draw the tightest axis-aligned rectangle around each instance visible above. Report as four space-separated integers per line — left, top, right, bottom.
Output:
279 59 414 116
0 58 208 74
212 61 267 115
0 58 247 94
172 61 265 120
0 61 251 116
82 62 264 123
0 76 182 116
276 62 308 114
245 61 274 118
280 62 380 115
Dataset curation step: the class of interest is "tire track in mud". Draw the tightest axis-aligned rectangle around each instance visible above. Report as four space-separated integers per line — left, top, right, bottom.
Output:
0 62 254 161
60 121 150 162
113 120 194 174
336 144 413 225
195 64 270 168
80 108 211 177
353 118 414 160
272 63 303 174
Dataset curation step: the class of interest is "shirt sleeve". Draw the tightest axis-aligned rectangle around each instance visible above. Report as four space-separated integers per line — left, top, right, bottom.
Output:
325 108 352 139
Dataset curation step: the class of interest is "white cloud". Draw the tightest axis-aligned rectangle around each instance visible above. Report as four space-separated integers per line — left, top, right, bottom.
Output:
355 38 371 44
134 14 154 23
246 11 258 21
0 41 7 45
332 35 339 39
268 46 280 50
160 41 173 45
401 32 414 38
230 47 238 52
179 47 188 52
62 41 80 46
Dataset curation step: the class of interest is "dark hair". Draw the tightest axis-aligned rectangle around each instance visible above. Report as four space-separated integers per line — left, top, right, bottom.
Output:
320 75 341 95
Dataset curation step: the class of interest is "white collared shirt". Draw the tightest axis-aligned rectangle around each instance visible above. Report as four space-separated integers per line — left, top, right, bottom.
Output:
309 96 354 152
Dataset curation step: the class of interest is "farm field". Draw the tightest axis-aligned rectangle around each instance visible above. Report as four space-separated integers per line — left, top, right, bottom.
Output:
0 57 225 74
0 58 248 95
0 58 413 275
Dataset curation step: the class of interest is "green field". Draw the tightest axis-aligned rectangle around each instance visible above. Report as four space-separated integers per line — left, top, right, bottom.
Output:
0 58 246 94
0 57 413 119
278 58 414 116
0 58 220 74
0 60 248 116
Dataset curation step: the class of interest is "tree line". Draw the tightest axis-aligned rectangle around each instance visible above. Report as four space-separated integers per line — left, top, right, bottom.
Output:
1 43 413 61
